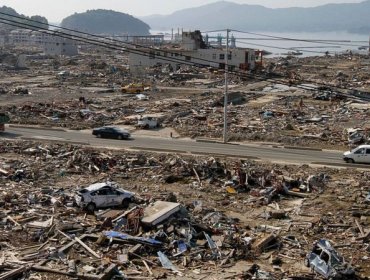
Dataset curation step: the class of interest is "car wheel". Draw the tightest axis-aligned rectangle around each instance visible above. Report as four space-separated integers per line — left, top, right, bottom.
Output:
86 203 96 213
122 198 131 208
96 134 102 138
347 158 355 164
117 135 123 140
304 258 310 268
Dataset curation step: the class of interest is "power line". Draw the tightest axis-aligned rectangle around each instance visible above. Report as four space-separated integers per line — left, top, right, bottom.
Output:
0 13 368 96
1 16 277 87
1 13 288 86
236 40 329 55
0 17 223 70
0 11 247 71
0 16 360 95
229 29 366 48
211 36 369 43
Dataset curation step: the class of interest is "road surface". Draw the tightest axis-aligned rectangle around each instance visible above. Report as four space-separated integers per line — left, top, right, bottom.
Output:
2 125 365 169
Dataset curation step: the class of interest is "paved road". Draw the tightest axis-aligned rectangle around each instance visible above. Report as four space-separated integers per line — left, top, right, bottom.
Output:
2 125 364 169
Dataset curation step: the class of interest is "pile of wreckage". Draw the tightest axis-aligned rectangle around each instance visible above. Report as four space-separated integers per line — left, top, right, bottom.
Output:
0 140 369 279
170 92 370 148
3 86 370 149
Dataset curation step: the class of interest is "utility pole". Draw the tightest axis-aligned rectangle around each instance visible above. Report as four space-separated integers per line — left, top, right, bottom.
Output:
223 29 230 143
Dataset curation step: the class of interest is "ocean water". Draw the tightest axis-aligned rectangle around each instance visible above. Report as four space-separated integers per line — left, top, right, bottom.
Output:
151 30 369 57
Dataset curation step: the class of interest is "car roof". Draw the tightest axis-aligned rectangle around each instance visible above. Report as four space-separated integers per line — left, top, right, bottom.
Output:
95 126 129 132
81 182 133 194
357 145 370 148
84 182 115 192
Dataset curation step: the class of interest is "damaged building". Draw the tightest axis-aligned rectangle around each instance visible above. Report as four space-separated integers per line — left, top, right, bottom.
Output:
129 30 256 74
7 29 78 56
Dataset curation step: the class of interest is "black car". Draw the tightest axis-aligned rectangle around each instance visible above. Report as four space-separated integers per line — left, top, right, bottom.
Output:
92 127 131 140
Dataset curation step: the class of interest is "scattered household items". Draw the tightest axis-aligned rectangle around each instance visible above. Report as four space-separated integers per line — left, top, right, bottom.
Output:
0 140 369 279
141 201 181 226
0 38 370 280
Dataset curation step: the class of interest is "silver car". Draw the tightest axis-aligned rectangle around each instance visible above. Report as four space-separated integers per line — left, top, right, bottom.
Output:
75 182 134 212
305 239 355 279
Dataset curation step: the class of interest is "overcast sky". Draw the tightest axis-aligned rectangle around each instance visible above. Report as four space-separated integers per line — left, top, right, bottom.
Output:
0 0 364 22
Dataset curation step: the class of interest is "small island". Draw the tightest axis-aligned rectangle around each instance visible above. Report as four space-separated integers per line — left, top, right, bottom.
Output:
61 9 150 35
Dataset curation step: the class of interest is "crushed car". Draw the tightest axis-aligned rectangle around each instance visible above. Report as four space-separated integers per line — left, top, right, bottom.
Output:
304 239 355 279
75 181 135 212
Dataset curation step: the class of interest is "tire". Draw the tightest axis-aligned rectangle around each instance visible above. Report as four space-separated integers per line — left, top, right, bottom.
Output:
122 198 131 208
117 135 123 140
347 158 355 164
122 89 126 93
136 90 141 93
304 258 310 268
96 134 102 138
86 203 96 213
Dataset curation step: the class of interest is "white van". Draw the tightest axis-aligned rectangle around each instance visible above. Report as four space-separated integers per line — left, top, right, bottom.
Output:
343 145 370 164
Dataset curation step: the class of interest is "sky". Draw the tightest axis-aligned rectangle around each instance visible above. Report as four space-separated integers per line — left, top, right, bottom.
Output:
0 0 364 22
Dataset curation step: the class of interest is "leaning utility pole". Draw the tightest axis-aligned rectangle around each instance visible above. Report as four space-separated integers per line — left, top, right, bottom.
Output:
223 29 230 143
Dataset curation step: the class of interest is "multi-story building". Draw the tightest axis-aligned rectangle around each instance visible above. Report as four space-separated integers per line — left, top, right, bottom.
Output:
129 30 256 74
7 29 78 56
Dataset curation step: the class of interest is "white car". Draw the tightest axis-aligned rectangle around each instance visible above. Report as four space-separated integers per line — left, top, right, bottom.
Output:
343 145 370 164
75 182 134 212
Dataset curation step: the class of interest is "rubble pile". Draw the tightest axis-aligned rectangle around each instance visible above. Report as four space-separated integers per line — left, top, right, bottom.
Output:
0 140 369 279
2 87 369 148
267 53 370 90
1 50 370 148
170 92 370 148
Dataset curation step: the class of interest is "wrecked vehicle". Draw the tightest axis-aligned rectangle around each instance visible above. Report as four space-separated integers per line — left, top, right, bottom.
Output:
136 116 159 129
121 83 144 93
347 128 366 145
75 182 135 212
305 239 355 279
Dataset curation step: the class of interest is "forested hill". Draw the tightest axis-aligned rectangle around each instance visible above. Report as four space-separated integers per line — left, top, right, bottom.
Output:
0 6 48 31
61 9 150 35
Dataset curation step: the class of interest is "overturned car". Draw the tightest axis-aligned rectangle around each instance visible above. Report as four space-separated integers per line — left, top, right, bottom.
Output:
305 239 355 279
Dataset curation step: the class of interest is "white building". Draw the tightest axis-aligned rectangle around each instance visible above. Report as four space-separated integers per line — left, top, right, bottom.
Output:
9 29 33 44
129 30 256 74
8 29 78 56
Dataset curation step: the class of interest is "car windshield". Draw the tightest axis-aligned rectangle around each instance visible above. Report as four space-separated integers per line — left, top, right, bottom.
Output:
330 251 344 266
353 148 364 154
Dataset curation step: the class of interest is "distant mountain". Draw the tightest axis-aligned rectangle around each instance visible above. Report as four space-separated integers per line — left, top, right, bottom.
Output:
0 6 48 32
141 0 370 34
61 9 150 35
